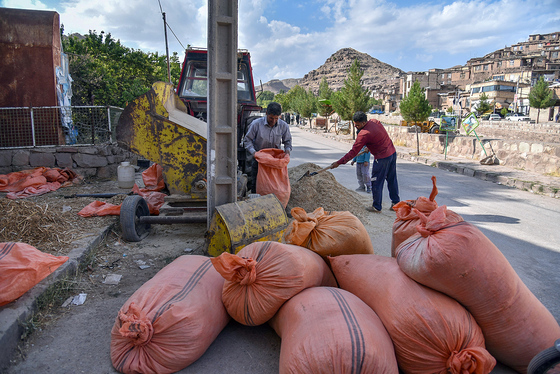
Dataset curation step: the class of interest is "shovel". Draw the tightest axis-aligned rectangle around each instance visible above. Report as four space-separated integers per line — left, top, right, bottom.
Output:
297 164 335 182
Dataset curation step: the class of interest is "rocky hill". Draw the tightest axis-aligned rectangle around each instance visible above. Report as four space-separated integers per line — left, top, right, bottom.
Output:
260 78 301 94
261 48 405 94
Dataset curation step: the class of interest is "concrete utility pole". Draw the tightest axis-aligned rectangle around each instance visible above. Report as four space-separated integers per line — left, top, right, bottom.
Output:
207 0 238 227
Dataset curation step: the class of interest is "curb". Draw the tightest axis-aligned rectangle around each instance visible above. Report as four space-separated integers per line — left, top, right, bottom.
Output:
0 222 116 371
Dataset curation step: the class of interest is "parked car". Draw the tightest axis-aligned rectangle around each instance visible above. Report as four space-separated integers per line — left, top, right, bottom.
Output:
488 114 501 121
507 113 531 122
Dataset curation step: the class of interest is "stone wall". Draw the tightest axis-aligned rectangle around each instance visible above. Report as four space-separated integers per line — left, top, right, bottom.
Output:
0 144 138 179
382 123 560 175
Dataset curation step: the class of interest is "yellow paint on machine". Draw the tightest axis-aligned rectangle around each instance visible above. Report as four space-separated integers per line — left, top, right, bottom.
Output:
116 82 207 198
206 194 289 257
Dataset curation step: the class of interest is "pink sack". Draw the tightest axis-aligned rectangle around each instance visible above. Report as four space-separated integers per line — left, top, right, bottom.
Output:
110 255 229 374
254 148 291 207
395 206 560 374
330 254 496 374
269 287 398 373
211 241 337 326
0 242 68 306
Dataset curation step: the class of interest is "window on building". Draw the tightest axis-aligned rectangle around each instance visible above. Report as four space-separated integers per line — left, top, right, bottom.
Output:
497 61 502 67
475 65 482 71
484 65 489 71
552 51 559 58
539 43 543 48
509 60 515 66
513 46 518 51
471 87 480 94
519 46 523 51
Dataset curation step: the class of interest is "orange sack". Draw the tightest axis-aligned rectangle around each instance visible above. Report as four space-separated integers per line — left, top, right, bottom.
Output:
391 176 461 256
269 286 399 374
0 242 68 307
110 255 230 374
395 206 560 374
210 241 337 326
283 207 374 258
329 254 496 374
254 148 291 208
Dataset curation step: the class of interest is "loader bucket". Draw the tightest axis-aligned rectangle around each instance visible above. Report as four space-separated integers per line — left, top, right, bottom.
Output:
116 81 208 198
206 194 289 257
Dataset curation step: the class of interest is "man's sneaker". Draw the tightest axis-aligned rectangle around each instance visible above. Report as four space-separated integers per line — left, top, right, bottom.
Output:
390 202 399 209
366 206 381 213
355 187 365 192
366 188 371 193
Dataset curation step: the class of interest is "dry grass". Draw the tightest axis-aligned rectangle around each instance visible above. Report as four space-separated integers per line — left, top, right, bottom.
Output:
0 199 79 254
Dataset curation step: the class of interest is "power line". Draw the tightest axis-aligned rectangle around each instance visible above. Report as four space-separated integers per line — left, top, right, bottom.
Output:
157 0 186 52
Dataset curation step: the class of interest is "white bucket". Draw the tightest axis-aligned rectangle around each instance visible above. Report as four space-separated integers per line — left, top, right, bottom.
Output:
117 162 136 189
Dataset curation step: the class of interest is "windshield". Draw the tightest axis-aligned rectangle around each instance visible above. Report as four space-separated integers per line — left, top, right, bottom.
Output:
179 60 253 102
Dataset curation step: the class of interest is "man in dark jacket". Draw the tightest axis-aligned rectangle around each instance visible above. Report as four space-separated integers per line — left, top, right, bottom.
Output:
330 111 400 212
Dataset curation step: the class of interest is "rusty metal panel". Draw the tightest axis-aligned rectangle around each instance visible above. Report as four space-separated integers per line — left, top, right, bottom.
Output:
0 8 61 109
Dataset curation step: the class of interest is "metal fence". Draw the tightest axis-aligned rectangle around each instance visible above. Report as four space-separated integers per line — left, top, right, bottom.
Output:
0 106 123 148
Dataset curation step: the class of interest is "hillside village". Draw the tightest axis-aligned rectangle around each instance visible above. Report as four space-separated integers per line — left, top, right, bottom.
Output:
262 31 560 122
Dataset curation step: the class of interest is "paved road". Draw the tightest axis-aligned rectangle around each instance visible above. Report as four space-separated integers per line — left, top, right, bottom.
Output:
6 126 559 374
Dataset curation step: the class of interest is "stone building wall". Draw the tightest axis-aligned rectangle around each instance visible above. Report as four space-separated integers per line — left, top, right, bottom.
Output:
0 144 138 179
373 115 560 175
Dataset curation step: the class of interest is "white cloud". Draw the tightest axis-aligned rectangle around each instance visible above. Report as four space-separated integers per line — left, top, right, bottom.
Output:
2 0 559 84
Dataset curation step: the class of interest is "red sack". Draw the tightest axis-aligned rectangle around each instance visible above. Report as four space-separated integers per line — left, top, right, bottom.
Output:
110 255 229 374
395 206 560 374
330 254 496 374
391 176 461 256
269 287 398 373
210 241 337 326
78 200 121 217
283 207 374 258
137 163 165 192
254 148 291 208
0 242 68 306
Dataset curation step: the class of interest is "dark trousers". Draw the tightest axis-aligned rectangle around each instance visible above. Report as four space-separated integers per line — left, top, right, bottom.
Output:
249 160 259 193
370 152 399 210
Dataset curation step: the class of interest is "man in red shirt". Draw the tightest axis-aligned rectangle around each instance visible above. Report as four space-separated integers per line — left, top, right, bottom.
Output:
330 111 400 212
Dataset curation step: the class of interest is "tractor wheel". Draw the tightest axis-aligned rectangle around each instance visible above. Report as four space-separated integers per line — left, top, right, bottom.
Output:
430 125 441 134
120 195 151 242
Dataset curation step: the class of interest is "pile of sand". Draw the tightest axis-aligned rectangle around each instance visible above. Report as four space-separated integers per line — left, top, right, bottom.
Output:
287 163 369 222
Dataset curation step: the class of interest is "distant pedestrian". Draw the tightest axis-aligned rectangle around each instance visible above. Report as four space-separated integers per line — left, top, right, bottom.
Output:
556 112 559 123
351 145 371 193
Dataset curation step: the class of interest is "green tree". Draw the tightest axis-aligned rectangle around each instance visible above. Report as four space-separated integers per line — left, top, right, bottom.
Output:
399 80 432 155
501 107 509 117
294 89 317 128
330 59 371 138
63 31 181 108
475 93 493 116
529 76 555 123
257 90 275 108
317 78 334 130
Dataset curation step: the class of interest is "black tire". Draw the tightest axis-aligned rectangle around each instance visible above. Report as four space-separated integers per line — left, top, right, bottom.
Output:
527 339 560 374
120 195 151 242
430 125 441 134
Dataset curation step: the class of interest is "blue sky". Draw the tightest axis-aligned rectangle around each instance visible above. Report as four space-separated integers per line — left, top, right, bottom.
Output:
3 0 560 85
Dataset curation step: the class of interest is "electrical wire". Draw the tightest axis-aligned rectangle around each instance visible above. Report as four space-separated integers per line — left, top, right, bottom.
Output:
157 0 187 51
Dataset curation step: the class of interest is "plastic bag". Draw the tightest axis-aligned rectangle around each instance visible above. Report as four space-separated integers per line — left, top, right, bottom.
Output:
0 167 81 198
283 207 374 258
0 242 68 306
254 148 291 208
269 287 398 373
210 241 336 326
111 255 229 374
78 201 121 217
395 206 560 374
330 254 496 374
